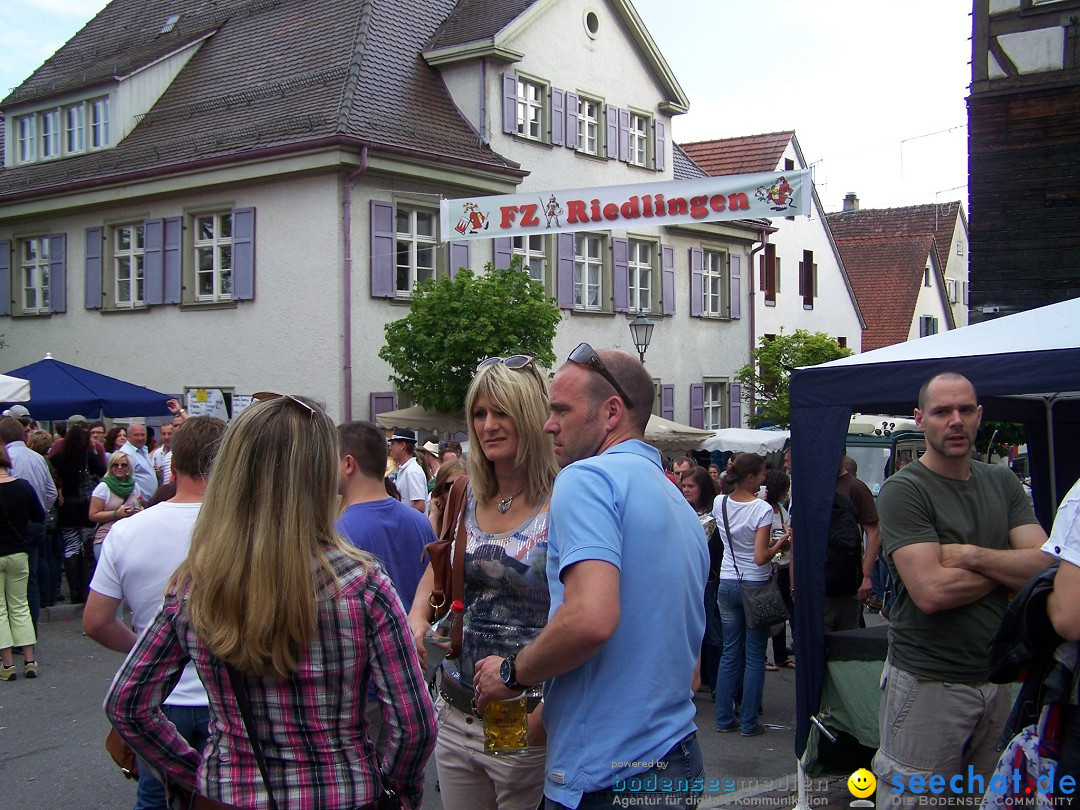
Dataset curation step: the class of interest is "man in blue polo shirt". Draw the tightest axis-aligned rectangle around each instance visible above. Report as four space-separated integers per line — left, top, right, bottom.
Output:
475 345 708 809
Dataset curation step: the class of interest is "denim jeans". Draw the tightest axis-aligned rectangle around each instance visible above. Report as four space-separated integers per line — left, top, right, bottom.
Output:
23 521 44 630
545 732 704 809
133 704 210 810
715 579 769 733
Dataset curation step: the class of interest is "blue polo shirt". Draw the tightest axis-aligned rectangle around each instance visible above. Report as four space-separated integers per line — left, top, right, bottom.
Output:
542 440 708 806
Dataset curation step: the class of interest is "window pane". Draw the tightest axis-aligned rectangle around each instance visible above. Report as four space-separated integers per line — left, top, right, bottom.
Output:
116 256 131 283
118 277 131 302
198 247 214 272
134 225 144 249
220 271 232 296
396 209 410 234
198 271 214 297
219 213 232 239
218 245 232 272
197 217 214 241
416 212 435 237
117 227 131 251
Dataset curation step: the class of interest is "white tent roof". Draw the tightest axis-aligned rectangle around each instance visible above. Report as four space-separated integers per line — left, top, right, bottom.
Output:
0 374 30 403
643 414 714 451
700 428 789 455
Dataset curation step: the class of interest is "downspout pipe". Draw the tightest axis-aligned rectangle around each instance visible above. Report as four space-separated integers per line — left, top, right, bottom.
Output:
342 145 369 422
747 228 768 421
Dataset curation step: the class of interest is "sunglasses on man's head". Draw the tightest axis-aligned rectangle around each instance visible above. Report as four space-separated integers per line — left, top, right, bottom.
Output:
475 355 536 373
567 343 634 408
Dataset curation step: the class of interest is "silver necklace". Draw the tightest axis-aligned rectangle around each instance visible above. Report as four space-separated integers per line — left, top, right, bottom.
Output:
496 485 525 514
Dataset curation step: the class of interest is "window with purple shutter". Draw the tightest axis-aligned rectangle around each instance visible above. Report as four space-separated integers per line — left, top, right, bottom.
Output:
605 104 618 159
231 207 255 300
618 108 630 162
661 384 674 420
565 92 579 150
728 254 740 319
612 237 628 313
449 242 470 279
551 88 565 147
48 233 67 313
144 219 165 305
654 120 666 172
370 392 397 423
556 233 575 309
84 227 103 310
503 75 518 134
689 247 703 317
164 217 182 304
729 383 742 428
689 383 705 429
493 238 513 270
661 244 675 316
370 200 395 299
0 240 10 317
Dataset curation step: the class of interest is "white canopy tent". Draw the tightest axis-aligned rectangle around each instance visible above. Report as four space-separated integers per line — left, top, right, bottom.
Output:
0 374 30 403
700 427 789 455
642 414 714 452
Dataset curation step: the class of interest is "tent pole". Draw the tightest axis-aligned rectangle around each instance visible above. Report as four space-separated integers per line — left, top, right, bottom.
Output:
791 756 810 810
1045 396 1058 516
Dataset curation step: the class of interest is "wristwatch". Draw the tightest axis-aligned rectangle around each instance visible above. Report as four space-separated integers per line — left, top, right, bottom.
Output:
499 654 528 691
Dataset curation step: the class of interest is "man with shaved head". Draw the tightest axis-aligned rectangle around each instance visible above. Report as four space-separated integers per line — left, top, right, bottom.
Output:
474 344 708 809
119 422 158 501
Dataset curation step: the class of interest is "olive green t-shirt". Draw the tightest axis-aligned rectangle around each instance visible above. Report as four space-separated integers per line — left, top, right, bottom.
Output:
877 459 1037 682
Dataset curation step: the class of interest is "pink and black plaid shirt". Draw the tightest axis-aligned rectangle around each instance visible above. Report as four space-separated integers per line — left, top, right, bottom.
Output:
105 548 436 809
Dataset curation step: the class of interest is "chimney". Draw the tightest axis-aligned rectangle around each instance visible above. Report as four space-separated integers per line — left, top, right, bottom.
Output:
843 192 859 212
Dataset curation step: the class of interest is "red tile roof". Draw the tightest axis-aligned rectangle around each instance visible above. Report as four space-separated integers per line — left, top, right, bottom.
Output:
679 131 794 176
826 202 962 274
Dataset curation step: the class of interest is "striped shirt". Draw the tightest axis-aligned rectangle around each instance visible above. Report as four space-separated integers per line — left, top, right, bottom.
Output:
105 547 436 809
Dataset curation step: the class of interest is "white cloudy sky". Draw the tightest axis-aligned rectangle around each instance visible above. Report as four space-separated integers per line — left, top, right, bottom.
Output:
0 0 972 213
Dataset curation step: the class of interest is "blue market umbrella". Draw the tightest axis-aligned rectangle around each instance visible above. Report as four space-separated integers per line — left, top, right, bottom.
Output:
2 354 172 420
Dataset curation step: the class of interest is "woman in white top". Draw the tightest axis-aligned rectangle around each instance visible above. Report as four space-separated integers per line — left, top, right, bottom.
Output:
88 452 145 560
711 452 775 736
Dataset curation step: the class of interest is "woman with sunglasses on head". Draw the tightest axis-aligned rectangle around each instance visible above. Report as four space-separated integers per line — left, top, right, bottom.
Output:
49 421 106 604
408 355 559 810
87 451 146 561
105 395 437 809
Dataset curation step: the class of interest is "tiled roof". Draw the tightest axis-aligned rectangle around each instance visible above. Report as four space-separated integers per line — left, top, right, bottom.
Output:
826 234 937 351
0 0 518 200
679 131 794 177
427 0 538 50
673 143 707 180
825 202 962 273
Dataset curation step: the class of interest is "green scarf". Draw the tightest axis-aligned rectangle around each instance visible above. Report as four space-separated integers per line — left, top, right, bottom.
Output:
102 473 135 500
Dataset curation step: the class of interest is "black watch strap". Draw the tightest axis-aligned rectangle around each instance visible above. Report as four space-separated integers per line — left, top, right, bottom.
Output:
502 654 527 691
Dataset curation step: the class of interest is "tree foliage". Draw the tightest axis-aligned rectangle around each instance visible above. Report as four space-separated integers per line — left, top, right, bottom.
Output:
734 329 853 428
975 420 1026 458
379 261 562 414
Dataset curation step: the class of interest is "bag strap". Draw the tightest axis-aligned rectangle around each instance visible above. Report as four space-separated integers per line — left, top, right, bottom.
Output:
447 476 469 656
226 664 279 810
720 495 742 583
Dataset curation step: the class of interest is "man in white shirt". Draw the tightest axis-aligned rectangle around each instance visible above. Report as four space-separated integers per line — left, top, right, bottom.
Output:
119 422 158 500
150 423 174 486
387 428 427 512
84 416 227 810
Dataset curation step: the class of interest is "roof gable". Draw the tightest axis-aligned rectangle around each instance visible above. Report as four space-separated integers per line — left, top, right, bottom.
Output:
825 202 963 272
680 131 795 176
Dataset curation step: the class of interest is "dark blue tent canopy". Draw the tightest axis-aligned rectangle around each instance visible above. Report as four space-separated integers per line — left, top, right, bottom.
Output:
787 297 1080 758
1 355 173 420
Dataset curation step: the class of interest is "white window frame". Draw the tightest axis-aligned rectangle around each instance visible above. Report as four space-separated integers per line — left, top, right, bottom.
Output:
703 249 727 317
919 315 939 337
628 239 654 313
11 96 108 165
576 96 600 155
194 212 234 303
395 205 437 298
574 233 604 311
629 112 649 167
66 104 85 154
17 115 36 163
945 278 958 303
91 97 110 149
113 223 146 308
703 380 727 430
19 237 50 315
956 240 964 256
516 79 544 141
512 234 546 283
40 108 61 159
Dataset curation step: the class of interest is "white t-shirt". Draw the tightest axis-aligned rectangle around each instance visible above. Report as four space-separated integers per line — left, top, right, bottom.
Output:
90 501 206 706
150 446 172 486
394 456 428 506
712 494 775 582
91 481 144 504
772 502 791 566
1043 477 1080 567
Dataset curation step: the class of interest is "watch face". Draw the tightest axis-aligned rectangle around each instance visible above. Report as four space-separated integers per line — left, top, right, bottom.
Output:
500 657 512 685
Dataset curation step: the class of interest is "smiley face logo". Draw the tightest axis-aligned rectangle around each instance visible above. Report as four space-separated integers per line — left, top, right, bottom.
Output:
848 768 876 799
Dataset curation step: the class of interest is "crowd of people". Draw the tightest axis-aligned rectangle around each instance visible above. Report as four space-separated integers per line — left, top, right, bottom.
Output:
1 362 1077 809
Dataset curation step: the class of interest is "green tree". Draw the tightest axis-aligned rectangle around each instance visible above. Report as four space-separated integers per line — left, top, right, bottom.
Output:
379 260 562 414
734 329 853 428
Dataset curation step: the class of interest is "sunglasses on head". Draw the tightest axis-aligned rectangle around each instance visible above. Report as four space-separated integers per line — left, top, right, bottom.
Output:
567 343 634 408
252 391 317 421
475 354 536 373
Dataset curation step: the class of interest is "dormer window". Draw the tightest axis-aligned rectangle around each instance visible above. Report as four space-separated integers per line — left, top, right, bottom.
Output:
10 94 110 166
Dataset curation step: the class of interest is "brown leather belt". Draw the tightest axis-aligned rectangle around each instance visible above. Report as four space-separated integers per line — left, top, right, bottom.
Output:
438 675 542 718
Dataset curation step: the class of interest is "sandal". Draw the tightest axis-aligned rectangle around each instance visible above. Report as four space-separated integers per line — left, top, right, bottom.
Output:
781 660 796 669
765 663 779 672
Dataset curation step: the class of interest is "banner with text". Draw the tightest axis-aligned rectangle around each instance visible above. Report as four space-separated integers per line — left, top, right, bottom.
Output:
440 169 810 242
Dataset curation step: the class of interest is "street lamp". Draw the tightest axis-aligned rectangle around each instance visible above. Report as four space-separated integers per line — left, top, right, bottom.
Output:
628 311 655 364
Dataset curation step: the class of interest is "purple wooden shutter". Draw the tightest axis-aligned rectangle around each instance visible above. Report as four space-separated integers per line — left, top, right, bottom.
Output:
370 200 395 298
798 260 806 296
144 218 164 305
689 247 703 317
729 383 742 428
618 108 630 162
0 240 10 316
612 237 628 313
661 244 675 315
661 384 674 420
729 254 741 319
164 216 182 304
654 120 666 171
493 238 513 270
48 233 67 313
566 92 579 150
689 383 705 429
551 88 565 146
370 391 397 422
84 227 103 309
502 74 517 134
231 207 255 300
449 241 470 279
605 104 618 159
556 233 574 309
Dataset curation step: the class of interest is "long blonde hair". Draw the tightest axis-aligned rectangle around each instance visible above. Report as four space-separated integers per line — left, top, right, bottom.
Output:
170 395 371 678
465 361 559 505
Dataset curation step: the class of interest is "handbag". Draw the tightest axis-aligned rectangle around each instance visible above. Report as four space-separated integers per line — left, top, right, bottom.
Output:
720 495 790 630
105 727 138 780
421 475 469 659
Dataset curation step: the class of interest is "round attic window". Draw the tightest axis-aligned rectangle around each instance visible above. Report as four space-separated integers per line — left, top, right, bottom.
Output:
584 10 600 38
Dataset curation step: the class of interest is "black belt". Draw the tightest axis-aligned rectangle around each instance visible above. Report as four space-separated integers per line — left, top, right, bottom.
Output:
438 675 542 718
